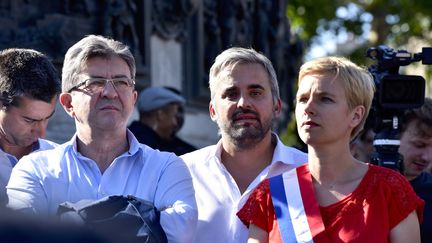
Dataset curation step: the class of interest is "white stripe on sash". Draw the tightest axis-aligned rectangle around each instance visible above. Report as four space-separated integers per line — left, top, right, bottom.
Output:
282 170 314 242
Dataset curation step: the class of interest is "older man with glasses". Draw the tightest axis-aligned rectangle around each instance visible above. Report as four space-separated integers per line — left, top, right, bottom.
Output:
6 35 197 243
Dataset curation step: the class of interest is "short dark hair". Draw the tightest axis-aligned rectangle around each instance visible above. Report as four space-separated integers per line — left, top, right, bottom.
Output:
0 48 61 108
401 97 432 138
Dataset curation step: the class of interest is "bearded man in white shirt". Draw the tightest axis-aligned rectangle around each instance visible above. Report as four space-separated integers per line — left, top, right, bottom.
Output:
180 47 307 242
7 35 197 243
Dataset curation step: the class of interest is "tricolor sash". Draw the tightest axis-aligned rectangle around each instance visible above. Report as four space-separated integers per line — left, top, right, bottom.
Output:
269 165 328 243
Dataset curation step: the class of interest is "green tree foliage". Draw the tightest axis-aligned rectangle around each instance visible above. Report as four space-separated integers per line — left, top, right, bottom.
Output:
288 0 432 63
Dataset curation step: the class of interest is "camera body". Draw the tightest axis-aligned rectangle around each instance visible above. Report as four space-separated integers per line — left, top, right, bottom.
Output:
366 45 431 171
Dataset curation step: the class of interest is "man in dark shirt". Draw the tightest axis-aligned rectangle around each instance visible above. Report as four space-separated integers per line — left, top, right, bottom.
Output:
128 86 196 155
399 97 432 242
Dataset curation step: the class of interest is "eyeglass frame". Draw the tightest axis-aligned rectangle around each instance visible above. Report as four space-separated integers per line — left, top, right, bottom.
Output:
67 76 135 93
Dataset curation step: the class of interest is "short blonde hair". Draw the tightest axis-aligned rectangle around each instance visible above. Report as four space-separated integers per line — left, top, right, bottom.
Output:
298 56 375 139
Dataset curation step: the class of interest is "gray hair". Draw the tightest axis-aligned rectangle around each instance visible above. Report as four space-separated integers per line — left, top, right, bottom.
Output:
61 35 136 92
209 47 279 104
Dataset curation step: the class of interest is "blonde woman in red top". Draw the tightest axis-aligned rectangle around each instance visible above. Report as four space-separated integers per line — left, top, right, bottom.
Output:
238 56 424 243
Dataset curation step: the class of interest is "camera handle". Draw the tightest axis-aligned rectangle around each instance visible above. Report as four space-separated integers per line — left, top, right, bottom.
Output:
370 116 405 173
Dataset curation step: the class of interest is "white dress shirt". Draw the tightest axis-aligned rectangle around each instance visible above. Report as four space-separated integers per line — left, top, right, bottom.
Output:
7 131 197 243
180 134 308 243
0 138 57 202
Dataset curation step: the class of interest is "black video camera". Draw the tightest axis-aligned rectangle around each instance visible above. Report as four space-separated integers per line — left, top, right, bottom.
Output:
366 45 431 172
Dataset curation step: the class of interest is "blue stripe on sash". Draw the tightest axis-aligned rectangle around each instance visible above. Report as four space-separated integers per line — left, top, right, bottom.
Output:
269 174 296 243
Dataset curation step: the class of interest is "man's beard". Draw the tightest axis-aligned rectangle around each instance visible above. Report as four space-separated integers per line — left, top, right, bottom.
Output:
219 109 274 149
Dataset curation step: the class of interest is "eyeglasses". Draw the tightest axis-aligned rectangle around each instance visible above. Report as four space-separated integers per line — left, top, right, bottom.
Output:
68 77 135 93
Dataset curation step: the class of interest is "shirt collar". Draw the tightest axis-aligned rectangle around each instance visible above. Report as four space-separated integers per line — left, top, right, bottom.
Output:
212 139 224 161
0 139 43 167
210 132 306 168
69 130 142 158
126 129 141 155
268 133 307 177
211 133 286 163
271 133 297 165
31 139 41 151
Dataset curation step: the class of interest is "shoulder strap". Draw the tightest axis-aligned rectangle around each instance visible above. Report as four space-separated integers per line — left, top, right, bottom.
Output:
269 165 328 243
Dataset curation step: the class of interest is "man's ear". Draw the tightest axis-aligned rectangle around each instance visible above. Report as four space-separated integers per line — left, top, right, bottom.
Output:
59 93 74 118
209 101 217 122
132 90 138 105
273 99 282 117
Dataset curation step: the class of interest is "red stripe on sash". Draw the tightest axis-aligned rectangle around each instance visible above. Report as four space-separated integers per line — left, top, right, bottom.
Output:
297 165 326 239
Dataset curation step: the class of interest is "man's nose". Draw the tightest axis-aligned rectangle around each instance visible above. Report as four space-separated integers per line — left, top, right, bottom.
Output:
237 94 251 109
33 121 47 138
101 81 119 98
421 146 432 164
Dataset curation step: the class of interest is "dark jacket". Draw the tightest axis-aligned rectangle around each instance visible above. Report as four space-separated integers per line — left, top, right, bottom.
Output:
128 121 196 156
410 171 432 243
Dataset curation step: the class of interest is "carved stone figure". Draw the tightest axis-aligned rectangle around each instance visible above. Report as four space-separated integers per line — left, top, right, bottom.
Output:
153 0 199 40
103 0 139 55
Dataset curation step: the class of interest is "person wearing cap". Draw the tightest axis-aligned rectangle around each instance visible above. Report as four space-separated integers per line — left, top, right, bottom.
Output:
128 86 196 155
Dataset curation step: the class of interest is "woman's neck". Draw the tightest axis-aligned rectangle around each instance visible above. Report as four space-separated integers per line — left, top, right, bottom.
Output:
307 143 360 185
